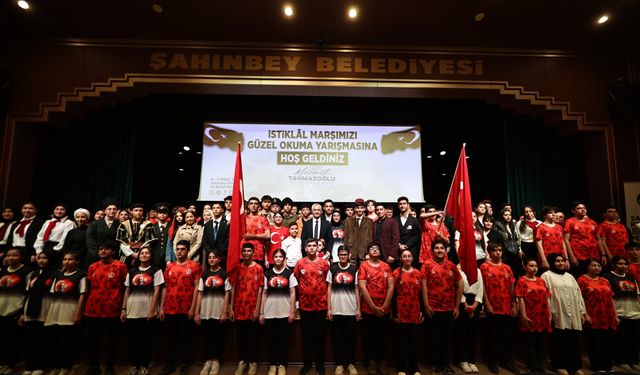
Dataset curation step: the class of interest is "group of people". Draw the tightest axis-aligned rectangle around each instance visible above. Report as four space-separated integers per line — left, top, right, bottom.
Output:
0 196 639 375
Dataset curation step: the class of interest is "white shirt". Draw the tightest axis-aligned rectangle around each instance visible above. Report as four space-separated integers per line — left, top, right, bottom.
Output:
34 217 76 253
540 271 586 330
459 268 484 304
11 217 35 247
282 237 302 268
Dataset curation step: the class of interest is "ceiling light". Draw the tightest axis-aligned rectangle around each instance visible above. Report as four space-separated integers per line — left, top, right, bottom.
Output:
152 4 163 13
284 5 293 17
597 15 609 24
474 12 485 22
466 156 470 159
439 151 446 156
178 168 184 172
177 151 183 155
183 146 190 151
196 151 202 155
17 0 29 9
426 155 433 159
441 173 446 176
348 7 358 19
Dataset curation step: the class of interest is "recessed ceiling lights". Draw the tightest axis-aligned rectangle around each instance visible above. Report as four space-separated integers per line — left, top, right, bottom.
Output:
178 168 184 172
426 155 433 159
439 150 446 156
152 4 163 13
474 12 485 22
348 7 358 19
597 15 609 24
183 146 190 151
17 0 29 9
466 156 470 159
284 5 293 17
441 173 446 176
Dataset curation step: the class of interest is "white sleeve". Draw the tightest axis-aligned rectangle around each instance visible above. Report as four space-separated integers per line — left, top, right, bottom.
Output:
153 270 165 286
197 278 204 292
326 270 332 283
124 273 130 287
34 224 47 254
224 278 232 291
53 221 76 251
289 274 298 288
79 277 87 294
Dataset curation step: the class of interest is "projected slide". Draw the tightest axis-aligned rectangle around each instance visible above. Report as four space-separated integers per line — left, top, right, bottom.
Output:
198 123 424 202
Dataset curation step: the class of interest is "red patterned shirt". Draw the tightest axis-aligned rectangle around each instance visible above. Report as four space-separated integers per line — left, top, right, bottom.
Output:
629 263 640 284
162 260 202 315
480 262 514 316
564 218 599 261
598 222 628 258
84 260 127 318
419 221 450 263
514 276 551 332
232 262 264 320
245 214 270 262
577 275 617 330
421 259 461 312
535 223 564 258
294 257 329 311
393 267 423 323
358 261 393 315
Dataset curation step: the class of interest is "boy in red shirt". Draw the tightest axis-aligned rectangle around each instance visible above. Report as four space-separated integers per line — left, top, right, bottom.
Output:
84 240 128 375
231 243 264 375
480 242 519 375
294 239 330 375
159 240 202 375
244 197 270 266
535 206 566 270
421 239 462 374
358 243 394 375
597 207 629 259
563 201 600 274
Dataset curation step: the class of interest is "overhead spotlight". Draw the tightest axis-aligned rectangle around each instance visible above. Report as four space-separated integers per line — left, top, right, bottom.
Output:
426 155 433 159
348 6 358 19
441 173 446 176
17 0 29 9
474 12 485 22
196 151 202 155
151 3 163 13
597 15 609 24
284 5 293 17
466 156 470 159
439 150 446 156
183 146 190 151
177 151 183 155
178 168 185 172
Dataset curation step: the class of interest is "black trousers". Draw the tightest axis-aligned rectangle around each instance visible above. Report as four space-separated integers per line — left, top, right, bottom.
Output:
428 311 454 369
521 332 546 372
454 303 479 363
395 323 420 374
0 314 21 368
550 328 582 372
362 313 388 363
616 318 640 365
126 318 155 368
164 314 193 367
202 319 225 361
584 328 614 371
85 316 119 367
236 320 259 363
24 320 45 370
47 324 80 370
265 318 290 366
299 310 327 367
332 315 357 366
485 314 514 367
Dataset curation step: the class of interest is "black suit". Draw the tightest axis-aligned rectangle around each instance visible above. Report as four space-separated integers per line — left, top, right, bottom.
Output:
394 214 421 265
152 222 170 270
301 217 332 255
6 217 45 259
202 218 229 259
86 218 119 268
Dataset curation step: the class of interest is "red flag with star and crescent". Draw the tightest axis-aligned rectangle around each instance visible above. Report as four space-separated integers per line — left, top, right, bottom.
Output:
227 143 246 284
444 144 477 284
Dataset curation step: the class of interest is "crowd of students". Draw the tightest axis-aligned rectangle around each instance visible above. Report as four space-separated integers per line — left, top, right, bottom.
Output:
0 196 639 375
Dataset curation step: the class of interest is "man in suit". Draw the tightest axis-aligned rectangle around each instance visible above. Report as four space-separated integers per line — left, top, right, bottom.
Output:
373 204 400 267
85 198 120 268
301 203 332 255
203 201 229 259
151 203 171 270
394 196 421 267
6 201 45 262
344 199 374 262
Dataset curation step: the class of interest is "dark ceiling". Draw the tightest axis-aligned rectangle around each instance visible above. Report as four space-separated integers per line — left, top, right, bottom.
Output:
2 0 640 51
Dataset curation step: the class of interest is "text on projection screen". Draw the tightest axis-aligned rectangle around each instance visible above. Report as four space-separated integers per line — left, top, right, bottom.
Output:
198 123 424 202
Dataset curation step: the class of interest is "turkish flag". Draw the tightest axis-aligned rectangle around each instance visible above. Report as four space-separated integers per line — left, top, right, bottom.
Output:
444 145 477 284
227 143 246 284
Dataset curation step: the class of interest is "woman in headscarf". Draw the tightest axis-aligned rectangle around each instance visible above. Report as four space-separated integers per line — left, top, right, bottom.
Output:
62 208 91 267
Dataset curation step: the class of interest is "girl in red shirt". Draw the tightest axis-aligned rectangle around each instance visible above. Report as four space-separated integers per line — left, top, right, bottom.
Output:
421 240 461 374
577 258 617 372
480 242 519 375
268 212 289 266
515 258 551 373
231 242 264 375
358 243 394 375
393 249 425 375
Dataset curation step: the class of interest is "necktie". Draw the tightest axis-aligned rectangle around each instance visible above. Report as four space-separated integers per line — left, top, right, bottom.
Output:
43 219 60 242
15 219 31 237
213 221 219 241
314 219 319 239
107 220 112 228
